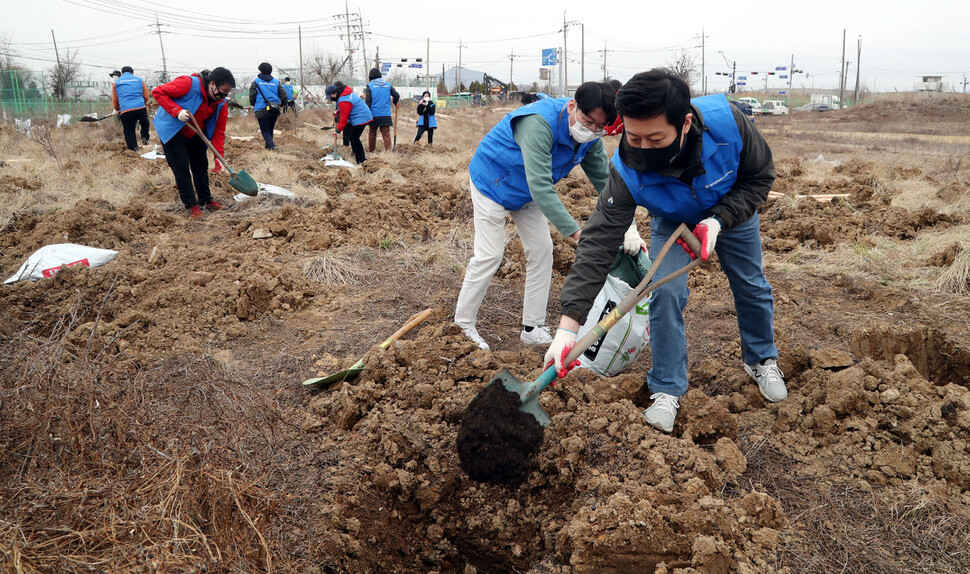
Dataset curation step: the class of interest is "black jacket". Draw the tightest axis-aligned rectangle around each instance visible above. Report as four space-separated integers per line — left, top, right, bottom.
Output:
248 73 289 119
560 103 776 323
416 101 436 128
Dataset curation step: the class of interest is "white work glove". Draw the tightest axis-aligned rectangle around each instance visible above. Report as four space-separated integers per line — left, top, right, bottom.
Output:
622 223 646 255
679 217 721 261
110 109 119 116
177 109 191 122
543 328 580 379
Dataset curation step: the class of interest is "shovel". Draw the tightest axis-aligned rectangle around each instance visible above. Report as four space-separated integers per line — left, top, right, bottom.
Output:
302 308 435 387
80 113 114 122
324 130 344 161
185 113 260 196
392 104 398 149
487 223 703 427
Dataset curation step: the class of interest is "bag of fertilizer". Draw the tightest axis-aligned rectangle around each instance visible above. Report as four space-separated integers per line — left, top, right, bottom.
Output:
4 243 119 284
576 249 651 377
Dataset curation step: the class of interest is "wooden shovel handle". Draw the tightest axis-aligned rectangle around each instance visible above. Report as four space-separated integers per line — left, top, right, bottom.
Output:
185 113 233 174
377 308 435 350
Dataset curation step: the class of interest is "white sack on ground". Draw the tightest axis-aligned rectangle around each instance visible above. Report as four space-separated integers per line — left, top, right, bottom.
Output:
233 183 299 203
4 243 119 284
320 154 355 168
141 145 165 160
57 114 72 127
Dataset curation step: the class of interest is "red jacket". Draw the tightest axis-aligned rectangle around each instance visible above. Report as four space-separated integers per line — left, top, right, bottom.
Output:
152 74 229 154
605 116 624 136
335 85 357 131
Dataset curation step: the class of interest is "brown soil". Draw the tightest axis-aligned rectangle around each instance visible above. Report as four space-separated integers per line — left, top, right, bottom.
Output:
1 98 969 573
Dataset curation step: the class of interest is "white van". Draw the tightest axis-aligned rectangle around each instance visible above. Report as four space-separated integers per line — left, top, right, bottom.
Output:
736 97 762 115
761 100 789 115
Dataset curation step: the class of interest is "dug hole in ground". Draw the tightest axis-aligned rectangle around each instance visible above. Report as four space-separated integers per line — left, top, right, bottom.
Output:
1 96 970 572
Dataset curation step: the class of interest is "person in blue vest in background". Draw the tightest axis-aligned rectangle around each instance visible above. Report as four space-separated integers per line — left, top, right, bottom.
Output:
248 62 287 150
325 81 373 164
364 68 400 152
152 67 235 220
282 77 297 114
110 66 151 150
454 81 645 351
544 68 787 434
413 90 436 147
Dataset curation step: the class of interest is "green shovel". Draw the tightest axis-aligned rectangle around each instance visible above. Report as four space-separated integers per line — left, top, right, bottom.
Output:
186 113 259 196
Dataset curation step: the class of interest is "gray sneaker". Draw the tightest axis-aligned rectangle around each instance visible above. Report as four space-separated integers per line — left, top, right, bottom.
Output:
520 326 553 345
463 327 490 351
745 359 788 402
643 392 680 433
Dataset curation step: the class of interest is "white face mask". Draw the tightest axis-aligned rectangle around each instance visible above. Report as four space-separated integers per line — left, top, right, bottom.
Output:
569 119 602 143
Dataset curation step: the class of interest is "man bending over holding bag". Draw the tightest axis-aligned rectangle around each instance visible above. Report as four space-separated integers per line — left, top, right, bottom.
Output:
544 68 787 433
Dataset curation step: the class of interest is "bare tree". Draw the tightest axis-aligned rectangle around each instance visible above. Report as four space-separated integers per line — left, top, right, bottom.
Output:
664 49 699 94
303 50 343 86
49 49 82 98
0 34 18 72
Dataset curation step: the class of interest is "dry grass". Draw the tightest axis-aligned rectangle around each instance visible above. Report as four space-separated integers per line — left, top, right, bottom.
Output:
936 248 970 294
302 251 365 285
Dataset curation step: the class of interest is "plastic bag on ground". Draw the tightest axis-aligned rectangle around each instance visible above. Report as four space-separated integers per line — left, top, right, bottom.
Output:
320 155 355 168
4 243 119 284
57 114 72 127
576 249 652 377
234 183 298 203
141 145 165 160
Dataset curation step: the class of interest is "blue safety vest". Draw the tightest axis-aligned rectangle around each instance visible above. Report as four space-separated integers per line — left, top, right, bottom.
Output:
416 102 437 128
366 79 393 117
152 75 226 144
611 93 743 224
338 90 373 126
115 72 146 112
469 97 595 211
253 76 281 111
284 84 294 101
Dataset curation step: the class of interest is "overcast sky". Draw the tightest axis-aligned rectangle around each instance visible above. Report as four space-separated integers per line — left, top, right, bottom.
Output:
4 0 968 95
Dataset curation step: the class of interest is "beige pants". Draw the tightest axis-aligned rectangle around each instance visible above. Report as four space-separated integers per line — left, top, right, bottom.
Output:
454 177 554 330
367 124 392 152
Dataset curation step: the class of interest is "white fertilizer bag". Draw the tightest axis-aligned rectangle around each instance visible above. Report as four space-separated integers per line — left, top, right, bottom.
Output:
576 250 652 377
4 243 119 284
320 154 355 168
15 118 31 136
233 183 298 203
141 145 165 160
56 114 72 127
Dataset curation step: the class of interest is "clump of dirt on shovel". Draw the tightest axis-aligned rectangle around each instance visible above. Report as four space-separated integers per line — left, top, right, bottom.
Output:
457 382 544 487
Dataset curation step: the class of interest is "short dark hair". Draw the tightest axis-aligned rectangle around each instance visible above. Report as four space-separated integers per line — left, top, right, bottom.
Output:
574 81 617 125
284 76 291 82
368 68 381 81
520 93 538 105
205 67 236 89
121 66 134 74
615 68 691 126
258 62 272 75
608 79 622 93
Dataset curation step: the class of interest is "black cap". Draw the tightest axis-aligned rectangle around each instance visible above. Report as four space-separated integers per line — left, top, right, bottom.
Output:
121 66 133 74
109 70 121 78
325 84 338 97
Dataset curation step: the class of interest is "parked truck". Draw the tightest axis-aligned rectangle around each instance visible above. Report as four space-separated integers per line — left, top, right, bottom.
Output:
809 94 841 108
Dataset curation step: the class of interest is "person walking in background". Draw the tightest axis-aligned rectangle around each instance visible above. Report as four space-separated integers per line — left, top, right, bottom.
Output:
152 67 235 220
282 77 297 114
364 68 400 152
413 90 436 147
111 67 151 150
248 62 287 150
326 81 373 164
454 81 643 351
544 69 786 434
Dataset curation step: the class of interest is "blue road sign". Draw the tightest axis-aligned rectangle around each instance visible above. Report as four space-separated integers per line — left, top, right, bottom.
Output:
409 64 423 68
775 66 787 71
778 91 787 95
779 75 788 79
542 48 557 66
739 76 747 80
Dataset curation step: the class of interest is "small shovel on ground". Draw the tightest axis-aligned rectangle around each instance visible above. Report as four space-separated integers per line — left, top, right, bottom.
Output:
488 223 703 427
185 113 259 196
302 308 435 387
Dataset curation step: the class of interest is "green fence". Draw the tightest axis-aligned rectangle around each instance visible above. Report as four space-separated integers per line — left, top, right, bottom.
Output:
1 70 113 121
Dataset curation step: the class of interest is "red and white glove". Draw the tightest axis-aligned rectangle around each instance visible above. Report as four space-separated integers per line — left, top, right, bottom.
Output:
622 223 646 255
177 109 191 122
678 217 721 261
211 160 223 174
543 328 581 379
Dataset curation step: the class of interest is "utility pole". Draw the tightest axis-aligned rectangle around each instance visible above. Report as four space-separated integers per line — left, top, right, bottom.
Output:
298 26 304 101
509 48 514 89
359 10 367 78
51 30 60 67
562 11 567 95
344 1 354 87
839 28 846 107
963 74 968 93
788 54 794 108
580 23 584 84
375 46 379 70
853 35 861 104
696 27 709 94
426 38 430 91
153 15 168 82
457 38 464 92
602 42 607 81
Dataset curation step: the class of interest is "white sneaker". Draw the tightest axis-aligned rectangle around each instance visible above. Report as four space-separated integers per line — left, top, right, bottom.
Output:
520 326 554 345
643 392 680 433
745 359 788 402
463 327 490 351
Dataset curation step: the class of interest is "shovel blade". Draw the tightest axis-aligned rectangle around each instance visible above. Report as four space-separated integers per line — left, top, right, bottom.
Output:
487 368 553 427
302 359 365 387
229 169 260 196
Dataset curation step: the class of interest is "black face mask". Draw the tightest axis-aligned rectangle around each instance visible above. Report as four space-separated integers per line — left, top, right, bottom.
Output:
636 131 683 172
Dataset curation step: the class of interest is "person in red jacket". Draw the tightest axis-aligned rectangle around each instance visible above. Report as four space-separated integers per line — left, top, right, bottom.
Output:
152 67 235 219
325 81 373 164
603 79 624 136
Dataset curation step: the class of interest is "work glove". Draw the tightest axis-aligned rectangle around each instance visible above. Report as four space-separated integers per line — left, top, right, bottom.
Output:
211 160 223 174
622 223 646 255
678 217 721 261
177 109 191 122
110 109 119 116
543 328 581 379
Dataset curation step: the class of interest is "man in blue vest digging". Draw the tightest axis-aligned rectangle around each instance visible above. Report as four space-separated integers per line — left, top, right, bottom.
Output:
454 81 646 351
111 66 151 150
544 68 788 433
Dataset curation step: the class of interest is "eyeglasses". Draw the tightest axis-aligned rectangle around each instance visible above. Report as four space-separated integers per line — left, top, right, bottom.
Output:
576 108 607 132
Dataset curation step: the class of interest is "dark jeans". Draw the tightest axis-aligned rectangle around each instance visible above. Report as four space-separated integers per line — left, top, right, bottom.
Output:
414 126 435 145
162 132 212 208
120 108 150 150
283 100 297 115
257 113 279 149
345 123 367 163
